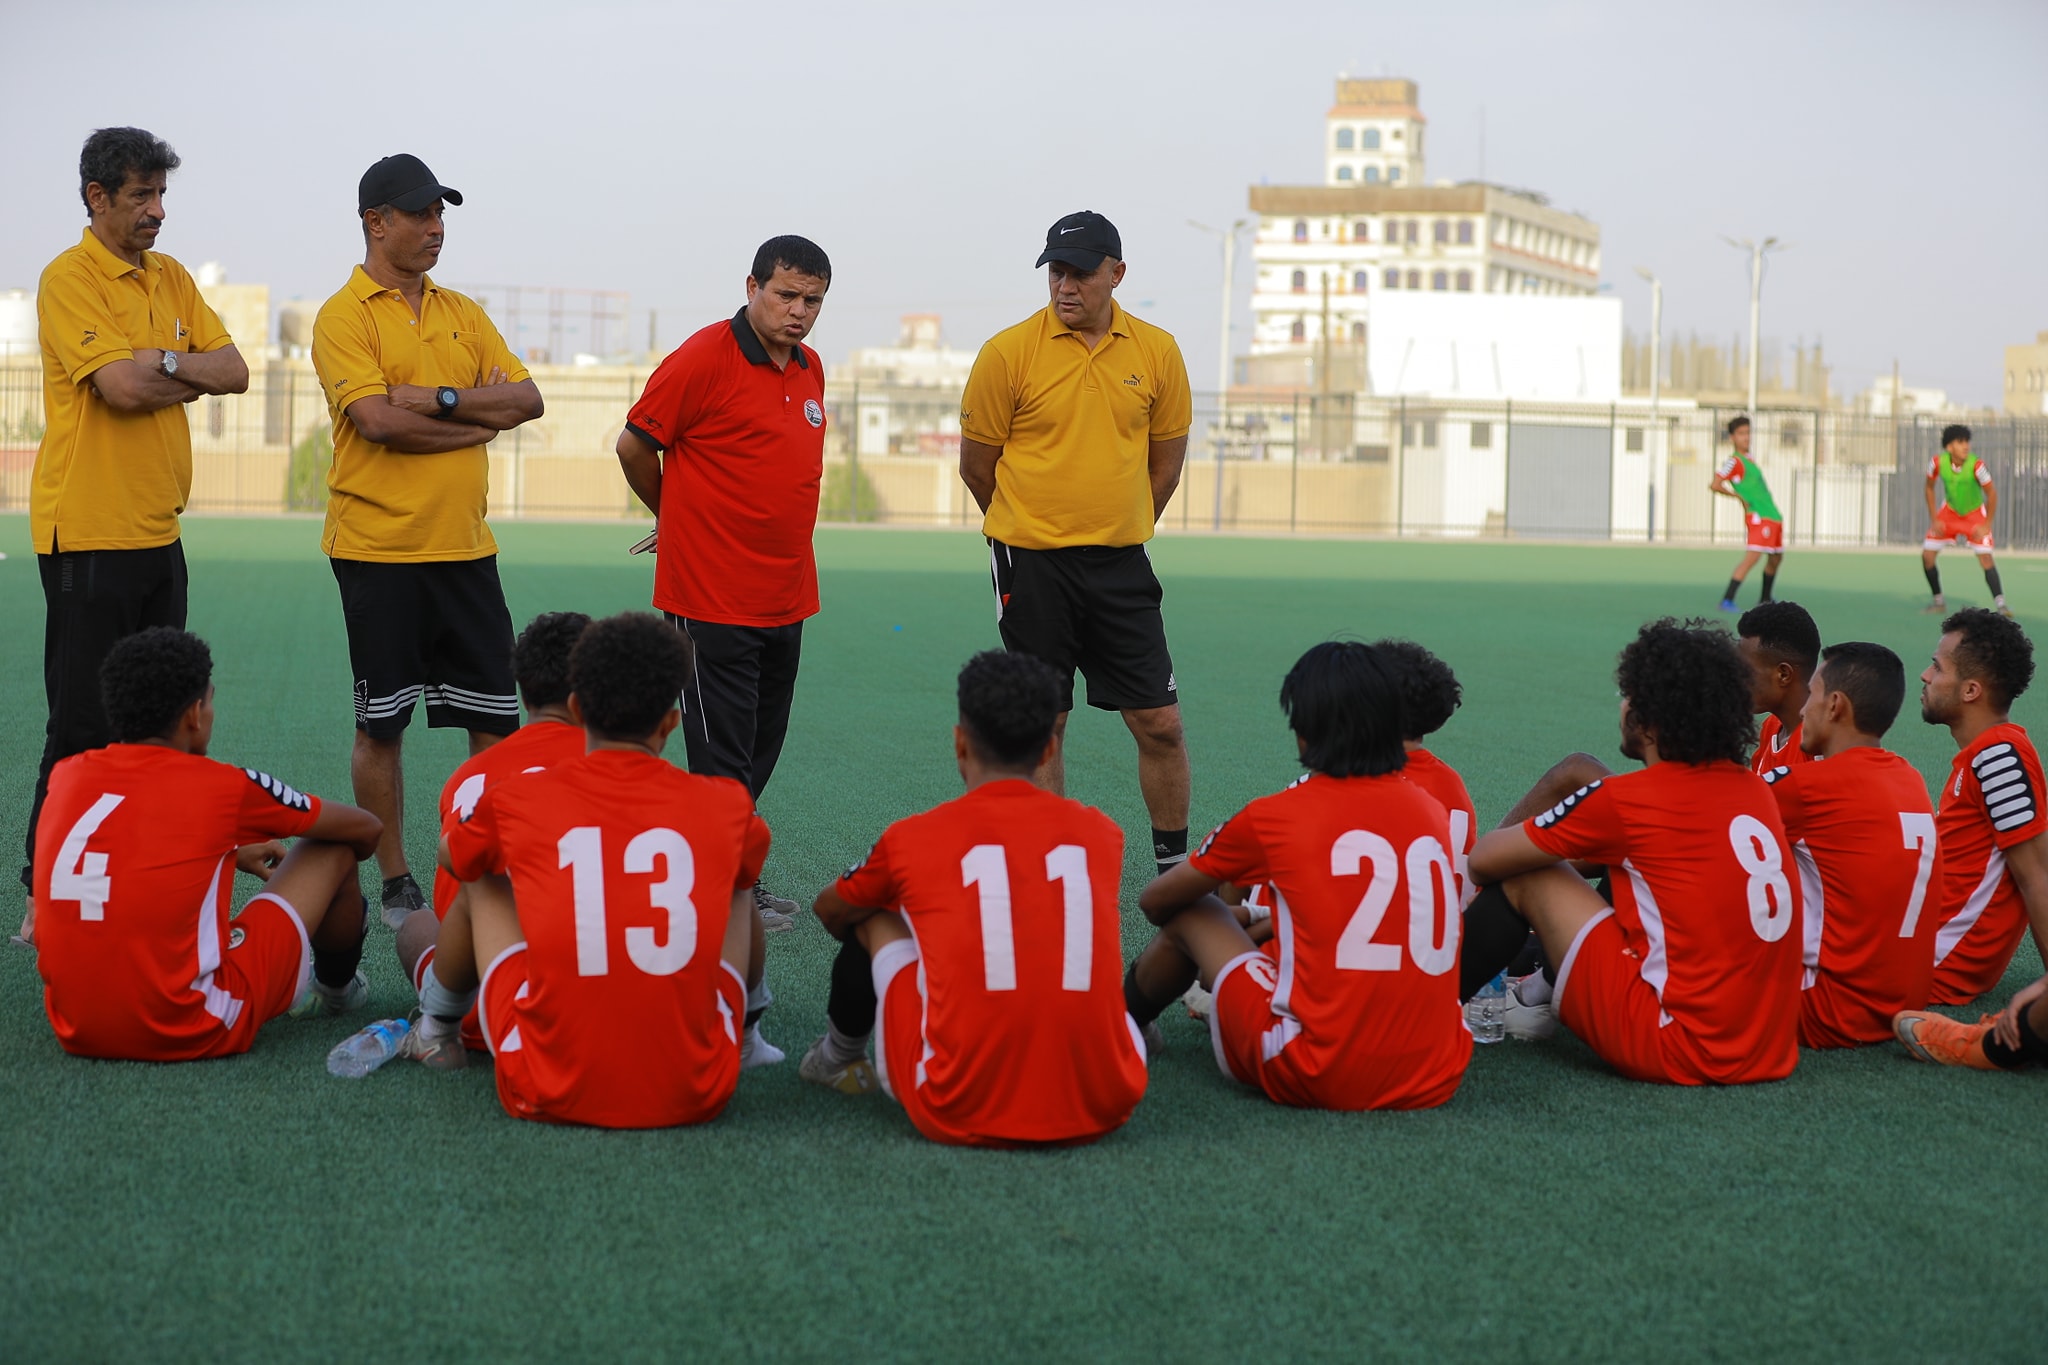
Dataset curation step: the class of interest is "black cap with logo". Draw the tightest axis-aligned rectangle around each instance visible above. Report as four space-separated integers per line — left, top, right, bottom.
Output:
357 154 464 215
1035 211 1122 271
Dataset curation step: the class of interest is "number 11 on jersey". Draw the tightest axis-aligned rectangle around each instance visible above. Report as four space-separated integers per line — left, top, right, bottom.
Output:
962 843 1093 993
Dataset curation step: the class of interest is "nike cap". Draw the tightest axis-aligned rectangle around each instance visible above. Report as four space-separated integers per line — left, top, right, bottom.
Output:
1035 210 1121 270
358 153 463 215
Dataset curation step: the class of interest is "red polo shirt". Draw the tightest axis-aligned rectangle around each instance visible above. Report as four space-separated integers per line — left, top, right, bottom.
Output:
626 310 826 626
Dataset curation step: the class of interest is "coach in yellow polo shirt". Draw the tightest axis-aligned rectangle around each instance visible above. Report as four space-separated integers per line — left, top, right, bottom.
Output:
19 127 249 934
958 210 1196 879
310 153 543 933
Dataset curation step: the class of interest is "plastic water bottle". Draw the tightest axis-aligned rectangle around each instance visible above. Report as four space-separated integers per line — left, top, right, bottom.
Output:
1467 972 1508 1044
326 1017 411 1078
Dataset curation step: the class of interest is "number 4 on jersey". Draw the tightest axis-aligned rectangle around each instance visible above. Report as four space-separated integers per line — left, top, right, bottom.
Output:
51 794 124 921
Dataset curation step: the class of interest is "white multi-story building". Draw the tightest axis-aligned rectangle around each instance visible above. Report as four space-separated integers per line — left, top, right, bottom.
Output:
1245 78 1602 389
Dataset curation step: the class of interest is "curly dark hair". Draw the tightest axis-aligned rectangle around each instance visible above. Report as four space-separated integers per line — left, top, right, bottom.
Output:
1726 415 1750 438
1941 424 1972 449
513 612 591 711
1615 618 1755 765
1372 638 1462 740
1281 641 1406 777
569 613 692 741
751 235 831 285
101 627 212 742
957 651 1062 767
1737 600 1821 677
79 127 179 212
1817 641 1906 737
1943 608 2034 711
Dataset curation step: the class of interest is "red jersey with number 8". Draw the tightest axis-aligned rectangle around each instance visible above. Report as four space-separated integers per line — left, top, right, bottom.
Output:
445 748 769 1128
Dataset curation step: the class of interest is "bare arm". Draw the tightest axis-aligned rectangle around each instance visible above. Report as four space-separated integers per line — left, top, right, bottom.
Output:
959 437 1001 514
1497 753 1613 829
1137 859 1225 927
305 799 384 862
1468 824 1568 887
1992 832 2048 1049
90 353 200 412
1148 434 1189 521
1709 474 1740 501
170 344 250 396
1985 478 1998 523
615 426 663 516
388 370 543 431
1925 474 1940 519
812 883 881 941
342 394 499 453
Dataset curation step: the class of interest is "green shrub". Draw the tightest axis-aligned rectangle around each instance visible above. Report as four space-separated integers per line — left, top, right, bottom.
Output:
286 425 332 511
819 461 881 523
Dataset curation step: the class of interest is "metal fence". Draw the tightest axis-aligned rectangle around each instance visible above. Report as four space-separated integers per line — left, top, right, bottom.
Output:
5 356 2045 549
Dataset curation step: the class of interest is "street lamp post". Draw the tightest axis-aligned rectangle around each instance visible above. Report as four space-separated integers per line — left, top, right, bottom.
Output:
1721 235 1787 417
1190 218 1245 531
1634 266 1663 541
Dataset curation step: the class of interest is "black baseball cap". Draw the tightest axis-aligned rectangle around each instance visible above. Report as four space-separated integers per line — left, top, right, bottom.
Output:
357 154 463 215
1035 211 1121 270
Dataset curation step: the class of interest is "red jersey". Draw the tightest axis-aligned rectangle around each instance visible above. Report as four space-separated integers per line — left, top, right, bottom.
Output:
1752 715 1811 778
625 311 825 627
1402 747 1478 906
1929 722 2047 1004
1525 761 1802 1084
833 779 1146 1145
34 745 322 1059
1190 773 1472 1110
1765 748 1937 1046
445 749 770 1128
433 719 588 917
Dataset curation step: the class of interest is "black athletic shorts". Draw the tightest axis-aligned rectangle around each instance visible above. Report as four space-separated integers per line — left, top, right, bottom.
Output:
330 556 519 739
989 539 1178 713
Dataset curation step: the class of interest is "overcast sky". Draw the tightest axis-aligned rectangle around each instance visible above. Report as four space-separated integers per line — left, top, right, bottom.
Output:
4 0 2042 405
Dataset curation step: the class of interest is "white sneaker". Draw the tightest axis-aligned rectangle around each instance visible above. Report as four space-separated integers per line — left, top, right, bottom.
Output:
1505 974 1558 1041
740 1022 785 1069
1182 981 1213 1020
798 1035 877 1094
289 969 369 1019
753 882 799 934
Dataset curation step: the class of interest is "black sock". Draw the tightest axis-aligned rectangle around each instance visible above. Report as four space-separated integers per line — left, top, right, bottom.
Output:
1759 571 1776 603
1124 959 1167 1029
1986 566 2004 600
825 935 878 1038
1981 1003 2048 1070
312 918 366 990
1152 827 1188 879
1723 577 1742 603
1924 563 1942 597
1460 883 1532 1002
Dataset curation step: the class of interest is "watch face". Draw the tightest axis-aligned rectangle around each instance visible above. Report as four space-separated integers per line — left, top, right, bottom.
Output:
162 351 178 376
438 387 459 407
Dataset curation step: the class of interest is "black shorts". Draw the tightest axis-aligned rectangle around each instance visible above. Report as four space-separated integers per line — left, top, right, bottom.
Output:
989 540 1178 713
330 556 519 739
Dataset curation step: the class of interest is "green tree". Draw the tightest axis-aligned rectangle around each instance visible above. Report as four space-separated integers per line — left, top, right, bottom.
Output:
286 424 333 511
819 461 881 523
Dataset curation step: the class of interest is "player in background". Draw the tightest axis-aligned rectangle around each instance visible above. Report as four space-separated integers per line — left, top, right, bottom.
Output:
801 651 1146 1148
1123 642 1471 1111
1376 639 1478 906
1765 642 1937 1046
1913 610 2048 1007
436 613 767 1129
1737 601 1820 777
1465 618 1803 1085
34 628 379 1060
393 611 590 1066
1711 416 1784 611
1921 424 2011 618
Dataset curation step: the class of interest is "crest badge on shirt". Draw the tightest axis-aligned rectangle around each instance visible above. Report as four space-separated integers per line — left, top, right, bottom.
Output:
803 399 823 428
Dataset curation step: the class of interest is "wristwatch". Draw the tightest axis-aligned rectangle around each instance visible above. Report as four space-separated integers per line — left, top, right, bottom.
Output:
160 351 179 378
435 386 460 417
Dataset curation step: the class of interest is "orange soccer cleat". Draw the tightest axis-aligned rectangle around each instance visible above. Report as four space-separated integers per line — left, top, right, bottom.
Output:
1892 1010 1999 1070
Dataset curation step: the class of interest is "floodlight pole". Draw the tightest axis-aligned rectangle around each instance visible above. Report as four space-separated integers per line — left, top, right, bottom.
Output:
1190 218 1245 531
1635 266 1663 540
1722 235 1785 417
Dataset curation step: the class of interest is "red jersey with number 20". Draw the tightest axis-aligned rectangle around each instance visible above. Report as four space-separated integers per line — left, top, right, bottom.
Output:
433 720 588 917
445 749 770 1128
833 779 1146 1146
1524 762 1802 1083
34 745 322 1059
1929 722 2047 1005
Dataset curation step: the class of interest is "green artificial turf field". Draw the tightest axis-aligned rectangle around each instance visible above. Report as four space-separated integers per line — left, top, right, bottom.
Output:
1 515 2043 1362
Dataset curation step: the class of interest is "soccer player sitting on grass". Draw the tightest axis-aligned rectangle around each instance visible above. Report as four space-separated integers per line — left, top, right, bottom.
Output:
1764 642 1938 1047
1122 642 1472 1111
33 628 380 1060
1738 600 1820 777
1465 618 1803 1086
1922 424 2011 618
434 613 769 1129
801 651 1147 1148
1911 609 2048 1008
1377 638 1478 906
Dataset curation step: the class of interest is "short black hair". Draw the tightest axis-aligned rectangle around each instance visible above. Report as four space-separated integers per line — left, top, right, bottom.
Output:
101 627 212 742
513 612 591 711
1737 600 1821 678
751 235 831 285
1943 608 2034 711
1616 618 1756 765
568 613 692 742
1372 638 1461 740
79 127 179 213
1281 642 1406 778
1942 424 1972 448
1817 641 1906 737
1726 415 1750 437
957 651 1062 767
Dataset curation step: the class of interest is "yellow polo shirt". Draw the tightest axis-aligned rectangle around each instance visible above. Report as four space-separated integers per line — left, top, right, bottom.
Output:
31 229 232 553
311 267 527 562
959 302 1191 550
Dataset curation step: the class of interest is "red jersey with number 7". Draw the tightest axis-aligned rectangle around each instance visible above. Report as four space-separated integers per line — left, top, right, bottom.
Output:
444 748 769 1128
1929 722 2047 1004
1524 761 1802 1083
34 745 323 1059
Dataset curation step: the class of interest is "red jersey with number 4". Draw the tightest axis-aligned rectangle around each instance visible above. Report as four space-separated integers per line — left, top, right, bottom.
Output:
1752 715 1811 778
1929 723 2047 1005
1524 761 1802 1083
833 779 1146 1145
1191 772 1472 1110
445 749 769 1128
1401 748 1478 907
34 745 323 1059
433 720 588 917
1765 749 1937 1046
